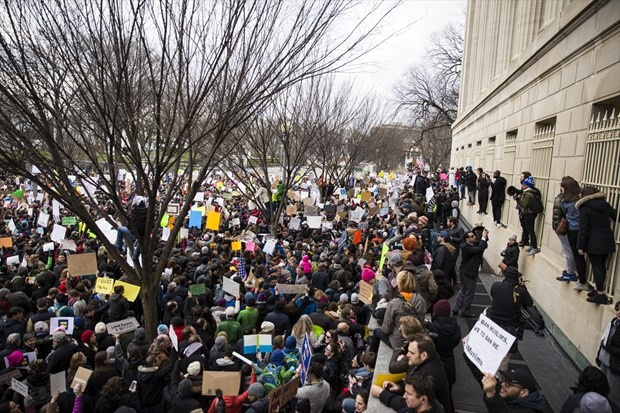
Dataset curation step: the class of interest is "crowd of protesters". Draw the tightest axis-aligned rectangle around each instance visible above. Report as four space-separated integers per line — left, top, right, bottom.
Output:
0 166 618 413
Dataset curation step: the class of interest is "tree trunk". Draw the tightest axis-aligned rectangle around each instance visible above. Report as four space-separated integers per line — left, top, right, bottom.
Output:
141 282 160 343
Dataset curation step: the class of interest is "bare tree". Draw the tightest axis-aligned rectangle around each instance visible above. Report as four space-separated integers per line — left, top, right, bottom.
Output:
395 22 463 145
0 0 398 338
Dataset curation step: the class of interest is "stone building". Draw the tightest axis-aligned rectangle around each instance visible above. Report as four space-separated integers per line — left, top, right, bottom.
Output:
451 0 620 367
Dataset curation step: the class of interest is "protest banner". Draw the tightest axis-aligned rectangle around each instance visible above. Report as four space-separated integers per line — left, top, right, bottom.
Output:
276 283 307 294
51 317 75 334
71 367 93 389
0 369 21 385
95 277 115 295
189 283 206 296
62 217 77 226
286 205 297 216
50 371 67 397
67 253 98 276
374 372 407 386
114 280 141 302
359 281 373 305
243 334 273 354
106 317 140 335
223 276 240 297
202 371 240 396
464 314 516 375
299 334 312 385
262 239 277 255
0 237 13 248
11 378 29 397
268 376 300 413
206 211 221 230
189 210 202 228
231 241 242 251
306 216 321 229
167 203 180 215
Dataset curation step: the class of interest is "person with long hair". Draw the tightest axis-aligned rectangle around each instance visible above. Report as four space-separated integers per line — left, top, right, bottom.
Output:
291 314 317 351
576 186 617 304
92 351 120 397
95 376 139 413
66 352 87 387
555 177 580 282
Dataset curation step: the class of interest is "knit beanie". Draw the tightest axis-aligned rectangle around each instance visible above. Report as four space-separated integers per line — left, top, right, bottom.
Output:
522 176 535 188
95 322 107 334
214 336 227 349
504 266 521 282
134 328 146 340
6 350 24 367
350 293 359 305
433 299 451 318
284 336 296 350
339 293 348 303
270 349 285 366
402 237 417 251
187 361 201 376
157 324 169 335
361 268 375 283
178 379 193 397
248 382 265 399
81 330 95 344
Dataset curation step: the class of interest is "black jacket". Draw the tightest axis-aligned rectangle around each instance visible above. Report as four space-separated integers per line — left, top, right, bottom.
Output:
502 244 520 268
466 172 477 190
484 390 550 412
136 357 176 408
107 293 129 322
311 271 330 291
46 340 79 373
576 192 617 254
426 317 461 386
459 240 487 278
414 175 430 195
131 203 148 238
308 310 336 332
487 280 532 328
491 176 507 202
264 310 291 336
431 244 455 277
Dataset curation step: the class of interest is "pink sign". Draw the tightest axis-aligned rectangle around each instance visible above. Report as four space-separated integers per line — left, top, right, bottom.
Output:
245 242 256 252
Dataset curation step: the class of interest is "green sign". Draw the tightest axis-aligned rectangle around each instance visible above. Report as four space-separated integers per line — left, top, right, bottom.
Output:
62 217 78 226
189 284 206 296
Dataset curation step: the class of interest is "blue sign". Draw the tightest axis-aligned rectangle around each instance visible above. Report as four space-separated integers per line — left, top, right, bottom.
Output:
189 210 202 228
299 333 312 385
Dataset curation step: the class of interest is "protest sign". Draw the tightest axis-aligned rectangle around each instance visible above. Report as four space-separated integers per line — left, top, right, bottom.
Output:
160 213 170 228
324 205 336 217
268 376 300 413
202 371 240 396
61 239 77 251
359 281 373 305
263 239 277 255
167 203 180 215
288 218 301 231
6 255 20 266
231 217 241 226
106 317 140 335
231 241 242 251
243 334 273 354
464 314 516 375
0 237 12 248
114 280 141 302
302 197 314 206
299 334 312 385
50 371 66 397
189 210 203 228
194 192 205 202
360 191 372 202
67 253 98 276
51 317 75 334
378 243 389 271
162 227 171 241
248 215 258 225
286 205 297 216
62 217 77 226
71 367 93 389
206 211 221 230
43 242 55 252
8 219 16 233
37 212 49 228
189 283 206 296
223 276 240 297
426 187 435 202
306 216 321 229
94 217 118 243
4 351 36 369
52 200 61 217
95 277 115 295
180 228 189 239
245 241 256 252
169 324 179 351
11 378 29 397
304 205 319 216
321 221 333 230
276 283 307 294
374 372 407 386
50 224 67 243
0 369 21 385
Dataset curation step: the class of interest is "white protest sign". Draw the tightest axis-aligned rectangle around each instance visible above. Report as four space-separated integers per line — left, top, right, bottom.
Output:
162 227 171 241
52 200 61 217
194 192 205 203
37 212 49 228
11 378 29 397
32 165 41 174
8 219 16 233
50 317 75 334
289 218 301 231
169 324 179 351
464 314 516 375
223 276 240 297
50 371 66 397
50 224 67 243
6 256 20 266
95 217 118 244
232 218 240 226
180 228 189 239
306 216 321 229
248 216 258 225
425 187 435 202
106 317 140 335
43 242 55 252
61 239 77 251
262 239 277 255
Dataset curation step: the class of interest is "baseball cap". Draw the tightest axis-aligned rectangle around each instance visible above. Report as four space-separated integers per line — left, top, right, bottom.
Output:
501 369 537 392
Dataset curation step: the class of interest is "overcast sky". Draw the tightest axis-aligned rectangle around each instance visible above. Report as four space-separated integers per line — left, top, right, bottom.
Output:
337 0 466 112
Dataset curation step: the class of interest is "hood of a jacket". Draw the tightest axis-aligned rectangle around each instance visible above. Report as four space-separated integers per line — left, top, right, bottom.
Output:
507 390 547 411
430 316 459 336
576 192 607 211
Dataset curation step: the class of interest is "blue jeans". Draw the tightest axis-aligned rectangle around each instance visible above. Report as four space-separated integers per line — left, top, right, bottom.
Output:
114 226 141 260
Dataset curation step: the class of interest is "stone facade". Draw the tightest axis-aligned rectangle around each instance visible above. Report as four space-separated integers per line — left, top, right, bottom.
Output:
451 0 620 366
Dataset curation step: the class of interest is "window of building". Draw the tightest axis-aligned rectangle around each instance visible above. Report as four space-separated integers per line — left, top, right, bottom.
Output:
583 97 620 296
485 136 496 171
503 130 518 226
531 117 556 245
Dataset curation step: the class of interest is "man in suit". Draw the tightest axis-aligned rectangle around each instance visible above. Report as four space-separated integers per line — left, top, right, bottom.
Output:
452 229 488 317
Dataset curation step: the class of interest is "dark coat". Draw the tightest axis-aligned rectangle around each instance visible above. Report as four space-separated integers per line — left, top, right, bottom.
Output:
466 172 477 190
264 310 291 336
502 244 520 268
491 176 507 202
431 244 455 277
459 240 487 278
107 293 129 322
46 340 79 373
0 319 25 343
311 271 330 291
426 317 461 386
136 360 175 408
576 192 617 255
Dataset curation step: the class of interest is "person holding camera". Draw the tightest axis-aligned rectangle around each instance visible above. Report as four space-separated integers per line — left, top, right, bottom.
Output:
452 229 488 318
486 266 533 371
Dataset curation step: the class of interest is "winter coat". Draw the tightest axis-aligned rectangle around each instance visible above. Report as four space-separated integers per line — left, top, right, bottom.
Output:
95 394 140 413
431 244 456 281
576 192 617 255
264 310 291 336
517 188 539 215
107 293 129 322
136 361 175 408
459 240 487 278
0 319 25 343
426 317 461 386
131 203 148 238
552 193 564 230
502 244 520 268
311 271 330 291
491 176 507 202
382 294 426 350
598 318 620 374
215 319 242 344
413 265 438 306
466 172 477 191
46 340 79 373
484 390 550 412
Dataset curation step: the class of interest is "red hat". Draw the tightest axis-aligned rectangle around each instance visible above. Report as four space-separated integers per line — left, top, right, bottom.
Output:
403 237 418 251
81 330 95 344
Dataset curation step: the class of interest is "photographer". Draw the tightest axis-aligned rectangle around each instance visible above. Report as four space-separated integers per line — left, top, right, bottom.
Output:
513 173 541 256
486 267 533 371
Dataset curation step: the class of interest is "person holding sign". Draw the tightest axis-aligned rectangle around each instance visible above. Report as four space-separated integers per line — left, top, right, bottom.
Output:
481 369 548 412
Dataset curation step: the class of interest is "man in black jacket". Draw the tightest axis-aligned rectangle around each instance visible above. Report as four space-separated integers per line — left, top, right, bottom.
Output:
491 171 507 228
264 300 291 336
46 330 78 373
452 229 488 318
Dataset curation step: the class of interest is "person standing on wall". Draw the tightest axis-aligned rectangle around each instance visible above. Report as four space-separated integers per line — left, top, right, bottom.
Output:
491 170 507 228
476 168 491 215
576 186 617 305
465 166 477 206
556 177 581 284
516 173 541 256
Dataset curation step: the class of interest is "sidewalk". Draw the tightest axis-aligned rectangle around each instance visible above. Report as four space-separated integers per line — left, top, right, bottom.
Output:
451 271 580 412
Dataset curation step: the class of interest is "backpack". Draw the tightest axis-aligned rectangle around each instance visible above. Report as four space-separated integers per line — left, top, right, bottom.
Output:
394 295 424 326
283 351 300 371
259 363 283 391
529 188 544 214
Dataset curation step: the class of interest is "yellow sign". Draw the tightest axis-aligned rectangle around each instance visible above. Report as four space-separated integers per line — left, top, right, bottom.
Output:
206 211 221 231
114 280 141 302
231 241 242 251
374 372 406 386
94 277 115 295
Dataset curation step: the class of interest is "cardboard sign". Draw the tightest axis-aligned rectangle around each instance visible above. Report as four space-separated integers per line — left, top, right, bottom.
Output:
11 377 29 397
167 203 180 215
114 280 141 302
189 284 206 296
206 211 221 231
231 218 241 226
286 205 297 216
51 317 75 334
0 237 12 248
70 367 93 389
324 205 336 216
223 276 240 297
50 371 66 397
51 224 67 243
243 334 273 354
62 217 78 226
299 333 312 385
67 253 98 276
374 372 407 386
360 191 372 202
268 376 300 413
189 210 203 229
202 371 240 396
231 241 242 251
106 317 140 335
465 315 516 375
359 281 374 305
0 369 21 386
276 283 307 294
306 216 321 229
95 277 115 295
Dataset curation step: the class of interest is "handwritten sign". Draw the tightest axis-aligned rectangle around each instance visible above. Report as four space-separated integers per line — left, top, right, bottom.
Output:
0 369 21 386
243 334 273 354
231 241 242 251
359 281 373 305
263 239 277 255
67 253 98 276
167 203 180 215
268 376 300 413
286 205 297 216
202 371 240 396
70 367 93 389
464 314 516 375
11 377 29 397
62 217 77 226
189 284 206 296
106 317 140 335
114 280 141 302
223 276 240 297
276 283 307 294
95 277 115 295
50 371 66 396
0 237 13 248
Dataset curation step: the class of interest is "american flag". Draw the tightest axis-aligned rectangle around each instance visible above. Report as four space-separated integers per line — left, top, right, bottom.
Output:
337 231 347 252
237 257 247 281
